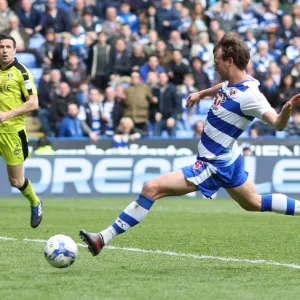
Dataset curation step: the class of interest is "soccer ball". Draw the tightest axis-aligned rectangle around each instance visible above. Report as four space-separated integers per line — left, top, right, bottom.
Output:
44 234 78 268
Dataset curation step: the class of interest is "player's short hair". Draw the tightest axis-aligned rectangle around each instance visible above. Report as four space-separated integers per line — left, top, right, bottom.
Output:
0 33 16 48
213 34 250 71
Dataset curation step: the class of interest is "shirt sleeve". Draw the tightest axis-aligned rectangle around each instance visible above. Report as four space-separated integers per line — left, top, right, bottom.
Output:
240 89 274 120
20 67 37 97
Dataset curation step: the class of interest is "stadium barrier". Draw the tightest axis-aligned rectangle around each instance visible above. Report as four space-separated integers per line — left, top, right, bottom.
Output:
1 155 300 197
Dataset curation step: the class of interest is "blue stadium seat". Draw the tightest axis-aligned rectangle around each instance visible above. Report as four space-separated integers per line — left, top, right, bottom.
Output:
29 68 43 86
15 52 38 68
28 35 45 50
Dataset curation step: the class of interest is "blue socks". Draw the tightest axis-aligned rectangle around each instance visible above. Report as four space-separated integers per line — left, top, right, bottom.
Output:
261 194 300 215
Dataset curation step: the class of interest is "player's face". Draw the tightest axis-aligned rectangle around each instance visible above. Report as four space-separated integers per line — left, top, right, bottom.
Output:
214 48 229 81
0 39 16 66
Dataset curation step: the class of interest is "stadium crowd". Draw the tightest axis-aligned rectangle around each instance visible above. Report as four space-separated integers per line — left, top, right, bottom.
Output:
2 0 300 143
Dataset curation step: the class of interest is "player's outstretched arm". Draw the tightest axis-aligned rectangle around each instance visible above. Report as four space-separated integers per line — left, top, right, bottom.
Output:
186 82 223 108
263 93 300 131
0 95 39 123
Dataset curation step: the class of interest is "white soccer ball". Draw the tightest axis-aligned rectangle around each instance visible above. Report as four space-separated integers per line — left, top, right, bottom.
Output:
44 234 78 268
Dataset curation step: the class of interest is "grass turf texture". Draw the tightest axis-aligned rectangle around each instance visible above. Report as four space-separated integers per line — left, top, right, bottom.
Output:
1 197 300 300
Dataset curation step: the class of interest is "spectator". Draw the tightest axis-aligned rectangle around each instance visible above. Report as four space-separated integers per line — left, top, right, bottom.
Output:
49 69 62 100
69 0 85 24
191 57 211 93
117 0 139 34
78 87 104 139
154 71 181 137
39 28 57 69
250 120 276 137
182 23 200 49
143 29 158 57
242 143 253 156
213 0 236 33
123 71 153 133
259 1 281 34
267 61 281 86
245 29 257 57
101 6 122 38
193 120 204 137
278 54 293 76
276 14 299 49
259 75 279 110
146 70 160 127
192 3 208 32
3 15 30 53
112 84 125 130
137 23 150 45
17 0 43 36
167 30 190 59
0 0 15 33
285 109 300 137
291 57 300 89
178 6 192 33
76 81 89 104
131 42 146 70
61 52 86 93
139 55 165 82
155 0 181 40
167 49 189 85
52 32 73 69
38 69 54 137
59 103 84 138
208 19 221 44
51 81 80 134
87 31 112 90
110 38 132 78
113 117 144 150
70 21 86 53
286 36 300 62
144 5 156 31
41 0 71 34
278 74 298 108
80 7 101 33
119 23 136 55
129 0 154 14
102 87 116 135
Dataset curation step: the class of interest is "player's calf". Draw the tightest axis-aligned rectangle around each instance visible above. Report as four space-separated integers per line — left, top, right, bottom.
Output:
261 194 300 215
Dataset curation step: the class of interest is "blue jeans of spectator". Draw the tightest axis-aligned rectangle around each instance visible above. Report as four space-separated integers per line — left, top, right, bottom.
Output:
154 119 176 137
38 108 54 137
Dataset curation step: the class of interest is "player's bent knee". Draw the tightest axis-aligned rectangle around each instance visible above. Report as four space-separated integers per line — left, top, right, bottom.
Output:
9 177 24 189
142 180 161 201
241 196 262 212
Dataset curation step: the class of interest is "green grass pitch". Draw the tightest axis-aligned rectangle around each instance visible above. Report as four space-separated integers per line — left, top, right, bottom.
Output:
1 197 300 300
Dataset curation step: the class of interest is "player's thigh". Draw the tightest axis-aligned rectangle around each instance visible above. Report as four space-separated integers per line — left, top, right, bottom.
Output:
225 178 261 211
142 169 198 200
0 130 29 167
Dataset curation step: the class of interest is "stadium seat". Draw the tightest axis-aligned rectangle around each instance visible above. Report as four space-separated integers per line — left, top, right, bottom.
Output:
29 68 43 86
28 35 45 50
15 52 38 68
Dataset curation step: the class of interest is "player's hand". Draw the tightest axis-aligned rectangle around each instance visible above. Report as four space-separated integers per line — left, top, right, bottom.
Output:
287 94 300 110
0 111 11 123
186 91 205 108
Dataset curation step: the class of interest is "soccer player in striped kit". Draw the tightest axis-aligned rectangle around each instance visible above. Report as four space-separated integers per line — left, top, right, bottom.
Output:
80 34 300 256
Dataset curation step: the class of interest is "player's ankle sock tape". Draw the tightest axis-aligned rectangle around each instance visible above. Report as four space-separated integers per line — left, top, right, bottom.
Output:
18 178 29 191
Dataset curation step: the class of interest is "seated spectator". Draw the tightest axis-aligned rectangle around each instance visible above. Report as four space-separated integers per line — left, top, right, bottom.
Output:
0 0 15 33
34 136 56 155
78 87 104 140
61 52 86 93
182 23 199 48
291 57 300 89
167 49 190 85
139 55 165 82
123 71 154 133
101 6 122 38
59 103 84 138
69 0 85 24
276 14 299 49
17 0 43 37
80 8 101 33
154 71 181 137
131 42 146 71
278 74 298 108
259 1 281 34
259 75 279 111
102 87 117 135
178 6 192 33
129 0 154 14
113 117 144 150
112 84 125 130
41 0 71 34
110 38 132 78
52 32 73 69
155 40 173 69
250 120 276 137
38 69 54 137
212 0 236 33
76 81 89 105
191 57 211 91
3 15 30 53
278 54 293 76
267 61 281 86
137 23 150 45
143 29 158 57
144 5 156 31
193 120 204 137
285 109 300 137
241 143 253 156
192 3 208 33
244 29 257 57
208 19 221 44
286 36 300 62
119 24 137 55
51 82 80 134
70 21 86 53
39 28 57 69
167 30 190 59
117 0 139 34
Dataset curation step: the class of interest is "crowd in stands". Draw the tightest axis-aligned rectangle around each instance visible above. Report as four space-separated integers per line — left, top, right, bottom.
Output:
2 0 300 145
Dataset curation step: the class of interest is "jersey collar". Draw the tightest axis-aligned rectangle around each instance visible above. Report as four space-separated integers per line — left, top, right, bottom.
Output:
0 58 17 71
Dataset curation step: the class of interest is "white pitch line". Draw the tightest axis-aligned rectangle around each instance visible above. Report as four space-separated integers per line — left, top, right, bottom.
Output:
1 236 300 270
